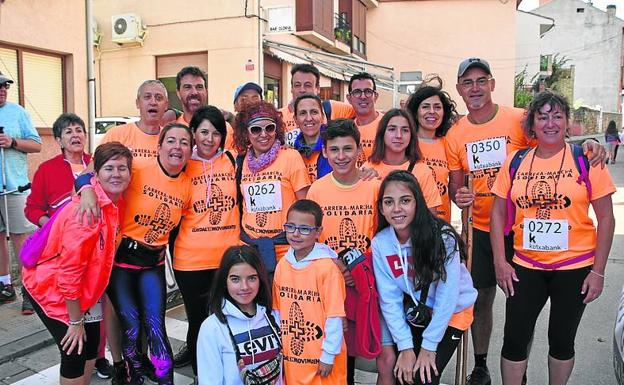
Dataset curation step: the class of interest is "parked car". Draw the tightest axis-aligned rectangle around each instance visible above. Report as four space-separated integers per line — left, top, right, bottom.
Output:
615 285 624 385
93 116 139 146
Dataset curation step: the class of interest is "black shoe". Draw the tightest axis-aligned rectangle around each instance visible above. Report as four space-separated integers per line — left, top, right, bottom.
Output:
467 367 492 385
112 361 130 385
0 282 16 303
21 296 34 315
173 342 191 368
95 357 113 379
522 372 527 385
140 355 158 384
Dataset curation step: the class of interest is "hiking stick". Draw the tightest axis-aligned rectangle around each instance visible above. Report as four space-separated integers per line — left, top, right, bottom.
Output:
0 126 9 241
455 174 473 385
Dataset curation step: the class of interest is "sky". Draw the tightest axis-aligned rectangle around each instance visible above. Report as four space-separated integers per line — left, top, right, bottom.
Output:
519 0 624 19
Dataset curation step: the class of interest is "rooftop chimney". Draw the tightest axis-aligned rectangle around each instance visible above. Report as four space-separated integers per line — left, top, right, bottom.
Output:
607 4 616 24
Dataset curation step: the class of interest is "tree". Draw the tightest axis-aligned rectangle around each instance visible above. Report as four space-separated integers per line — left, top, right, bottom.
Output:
514 69 533 108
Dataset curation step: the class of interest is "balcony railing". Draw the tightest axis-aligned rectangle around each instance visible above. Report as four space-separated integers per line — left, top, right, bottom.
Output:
334 13 352 45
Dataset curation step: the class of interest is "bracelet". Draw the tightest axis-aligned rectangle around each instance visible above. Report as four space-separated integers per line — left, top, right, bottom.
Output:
68 317 84 326
10 137 17 148
590 270 605 278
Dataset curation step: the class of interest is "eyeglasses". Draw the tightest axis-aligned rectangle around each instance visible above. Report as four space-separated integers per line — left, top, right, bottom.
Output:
248 123 277 135
0 83 10 90
458 77 492 89
350 88 376 98
283 223 318 235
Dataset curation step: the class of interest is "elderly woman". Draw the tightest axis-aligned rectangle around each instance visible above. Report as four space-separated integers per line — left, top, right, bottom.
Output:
233 101 310 274
25 113 90 226
22 142 132 385
490 91 616 385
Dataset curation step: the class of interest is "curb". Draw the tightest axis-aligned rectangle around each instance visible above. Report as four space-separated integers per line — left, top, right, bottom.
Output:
0 330 54 365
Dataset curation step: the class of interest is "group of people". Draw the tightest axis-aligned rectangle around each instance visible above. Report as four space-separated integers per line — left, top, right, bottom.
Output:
0 56 615 385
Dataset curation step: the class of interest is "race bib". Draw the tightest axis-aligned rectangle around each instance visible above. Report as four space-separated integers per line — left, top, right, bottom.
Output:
522 218 569 251
285 128 301 148
467 137 507 171
243 181 282 213
84 298 103 323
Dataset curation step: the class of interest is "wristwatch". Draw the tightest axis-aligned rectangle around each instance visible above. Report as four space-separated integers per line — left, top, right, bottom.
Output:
10 137 16 148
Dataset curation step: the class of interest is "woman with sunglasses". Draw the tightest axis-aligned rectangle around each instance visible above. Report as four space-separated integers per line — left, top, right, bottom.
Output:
170 106 241 377
404 80 459 222
490 91 615 385
292 94 331 183
365 108 442 212
233 101 311 277
373 170 476 385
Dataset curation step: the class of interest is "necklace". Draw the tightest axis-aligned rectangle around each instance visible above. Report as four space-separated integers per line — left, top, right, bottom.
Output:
524 144 567 208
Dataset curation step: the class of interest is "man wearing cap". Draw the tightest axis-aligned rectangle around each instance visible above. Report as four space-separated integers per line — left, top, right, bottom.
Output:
0 72 42 311
233 81 262 112
280 63 355 147
445 57 605 385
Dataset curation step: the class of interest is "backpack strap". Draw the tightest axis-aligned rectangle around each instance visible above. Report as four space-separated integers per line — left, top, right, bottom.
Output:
224 150 236 168
235 154 245 218
504 148 531 235
570 144 592 199
407 160 417 173
322 100 332 121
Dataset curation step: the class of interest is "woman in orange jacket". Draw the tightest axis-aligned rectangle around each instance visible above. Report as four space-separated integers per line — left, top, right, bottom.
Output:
22 142 132 385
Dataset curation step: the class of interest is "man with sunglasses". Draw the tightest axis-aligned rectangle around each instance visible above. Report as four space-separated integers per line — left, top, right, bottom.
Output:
0 72 41 312
346 72 383 167
280 64 355 147
446 57 606 385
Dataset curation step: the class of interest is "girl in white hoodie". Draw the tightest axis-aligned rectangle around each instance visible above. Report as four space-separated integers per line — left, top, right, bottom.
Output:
372 170 477 385
197 246 282 385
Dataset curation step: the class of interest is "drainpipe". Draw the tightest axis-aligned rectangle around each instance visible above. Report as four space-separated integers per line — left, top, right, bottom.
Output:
86 0 96 153
258 0 264 88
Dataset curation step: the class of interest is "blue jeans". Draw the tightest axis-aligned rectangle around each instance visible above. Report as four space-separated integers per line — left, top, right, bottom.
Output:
107 265 173 385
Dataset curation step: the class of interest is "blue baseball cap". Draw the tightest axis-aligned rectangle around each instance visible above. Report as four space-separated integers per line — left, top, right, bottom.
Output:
233 82 263 103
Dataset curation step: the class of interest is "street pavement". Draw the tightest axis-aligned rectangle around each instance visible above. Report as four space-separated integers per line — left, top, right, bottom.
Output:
1 161 624 385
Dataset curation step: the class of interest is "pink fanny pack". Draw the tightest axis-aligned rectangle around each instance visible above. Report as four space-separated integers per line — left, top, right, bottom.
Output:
20 200 70 268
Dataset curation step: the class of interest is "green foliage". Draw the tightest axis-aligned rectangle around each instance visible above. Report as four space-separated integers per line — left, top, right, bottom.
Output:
514 70 533 108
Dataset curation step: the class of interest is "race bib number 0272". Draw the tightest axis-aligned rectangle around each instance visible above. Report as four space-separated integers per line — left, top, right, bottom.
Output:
467 137 507 171
243 181 282 213
522 218 569 251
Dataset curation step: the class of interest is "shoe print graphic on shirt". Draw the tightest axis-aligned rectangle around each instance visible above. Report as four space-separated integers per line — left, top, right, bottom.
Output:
191 184 236 225
282 302 323 356
325 218 370 255
516 180 571 220
134 203 177 244
470 166 501 191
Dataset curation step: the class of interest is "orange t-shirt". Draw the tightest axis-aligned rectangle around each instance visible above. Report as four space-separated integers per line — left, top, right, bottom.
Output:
240 148 311 259
121 161 191 246
176 115 235 152
364 160 442 210
101 123 159 167
355 113 384 167
445 106 531 231
173 153 241 270
273 258 347 385
307 174 380 255
419 137 451 221
491 146 615 270
301 151 322 183
280 100 356 147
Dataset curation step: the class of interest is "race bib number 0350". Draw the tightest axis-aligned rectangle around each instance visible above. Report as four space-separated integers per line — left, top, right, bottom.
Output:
467 137 506 171
522 218 569 251
243 181 282 213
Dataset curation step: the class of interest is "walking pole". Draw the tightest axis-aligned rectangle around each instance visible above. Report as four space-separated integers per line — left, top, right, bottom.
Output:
455 174 473 385
0 126 9 241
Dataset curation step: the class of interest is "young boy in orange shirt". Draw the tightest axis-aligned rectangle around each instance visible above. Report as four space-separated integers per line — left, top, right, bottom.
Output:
273 199 347 385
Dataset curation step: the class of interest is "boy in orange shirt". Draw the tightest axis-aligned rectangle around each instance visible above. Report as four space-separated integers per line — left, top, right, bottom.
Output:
273 199 347 385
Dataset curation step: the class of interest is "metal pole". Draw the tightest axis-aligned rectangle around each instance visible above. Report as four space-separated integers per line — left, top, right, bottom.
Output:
86 0 97 153
257 0 264 88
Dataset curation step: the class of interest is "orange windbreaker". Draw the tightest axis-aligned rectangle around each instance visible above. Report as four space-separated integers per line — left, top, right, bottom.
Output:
22 179 120 324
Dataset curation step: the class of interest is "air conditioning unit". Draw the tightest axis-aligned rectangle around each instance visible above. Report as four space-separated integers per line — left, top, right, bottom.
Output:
111 13 147 45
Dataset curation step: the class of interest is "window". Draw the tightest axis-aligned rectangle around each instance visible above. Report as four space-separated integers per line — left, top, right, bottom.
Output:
0 45 64 128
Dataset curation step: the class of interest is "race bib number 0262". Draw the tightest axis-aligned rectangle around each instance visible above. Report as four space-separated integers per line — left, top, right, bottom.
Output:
522 218 569 251
243 181 282 213
467 137 507 171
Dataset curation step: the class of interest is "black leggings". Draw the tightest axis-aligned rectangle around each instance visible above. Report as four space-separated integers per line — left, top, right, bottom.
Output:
502 264 590 361
26 289 100 379
394 325 463 385
173 268 215 375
